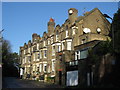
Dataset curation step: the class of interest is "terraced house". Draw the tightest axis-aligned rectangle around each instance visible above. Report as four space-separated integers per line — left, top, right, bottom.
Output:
19 8 110 86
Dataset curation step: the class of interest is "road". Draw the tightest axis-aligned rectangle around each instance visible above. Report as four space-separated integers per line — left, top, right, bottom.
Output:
2 77 64 89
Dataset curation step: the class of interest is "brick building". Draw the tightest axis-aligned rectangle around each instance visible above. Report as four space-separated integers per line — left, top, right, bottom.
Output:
19 8 110 85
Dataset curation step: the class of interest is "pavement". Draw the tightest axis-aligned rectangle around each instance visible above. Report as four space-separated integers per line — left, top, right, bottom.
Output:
2 77 64 89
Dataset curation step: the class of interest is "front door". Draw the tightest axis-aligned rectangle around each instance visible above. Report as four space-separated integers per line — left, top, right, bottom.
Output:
59 71 62 85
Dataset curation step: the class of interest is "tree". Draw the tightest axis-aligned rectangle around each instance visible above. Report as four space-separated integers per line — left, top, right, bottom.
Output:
112 9 120 54
111 8 120 87
2 39 19 77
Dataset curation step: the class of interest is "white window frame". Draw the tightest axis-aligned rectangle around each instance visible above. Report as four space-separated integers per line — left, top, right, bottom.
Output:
37 43 39 50
52 59 55 72
43 41 45 47
24 50 25 54
28 48 30 53
33 65 35 72
40 50 42 59
37 52 40 61
72 26 78 35
33 53 36 61
66 30 69 38
25 56 27 63
39 64 42 72
44 50 47 58
28 56 31 63
75 51 80 60
62 42 65 50
48 39 50 45
52 46 55 56
72 26 76 35
43 64 47 72
23 58 25 64
56 35 59 41
58 45 61 52
67 41 72 50
51 37 53 44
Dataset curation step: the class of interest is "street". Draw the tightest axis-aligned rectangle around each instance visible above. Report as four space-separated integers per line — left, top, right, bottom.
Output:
2 77 64 89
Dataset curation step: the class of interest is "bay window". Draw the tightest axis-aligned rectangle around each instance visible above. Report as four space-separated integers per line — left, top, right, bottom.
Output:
67 41 72 50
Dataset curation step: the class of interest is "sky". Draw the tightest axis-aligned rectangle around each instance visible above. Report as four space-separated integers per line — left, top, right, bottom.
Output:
2 2 118 54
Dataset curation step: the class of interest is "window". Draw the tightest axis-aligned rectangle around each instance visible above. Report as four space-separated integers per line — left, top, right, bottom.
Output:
24 67 27 73
28 56 31 63
62 42 65 50
48 39 50 45
83 28 91 34
28 48 30 53
37 52 40 59
81 39 86 44
43 64 47 72
23 58 25 64
96 28 101 34
52 60 55 71
58 45 61 52
67 41 71 50
39 64 42 72
48 66 51 73
52 46 55 55
75 49 88 60
44 50 47 58
75 51 80 60
37 43 39 50
72 26 78 35
33 46 36 51
33 53 36 61
24 50 25 54
80 49 88 59
36 64 39 72
66 30 69 38
43 41 46 47
33 65 35 72
56 31 59 41
51 37 53 44
24 57 26 63
72 29 76 35
40 50 42 59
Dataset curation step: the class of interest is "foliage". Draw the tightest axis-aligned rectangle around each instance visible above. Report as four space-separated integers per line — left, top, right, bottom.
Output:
95 40 113 55
87 40 113 65
112 9 120 54
47 76 55 83
2 39 19 77
88 48 99 64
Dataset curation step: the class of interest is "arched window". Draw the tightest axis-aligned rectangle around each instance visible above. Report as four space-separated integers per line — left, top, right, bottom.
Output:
96 27 101 34
83 28 91 34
